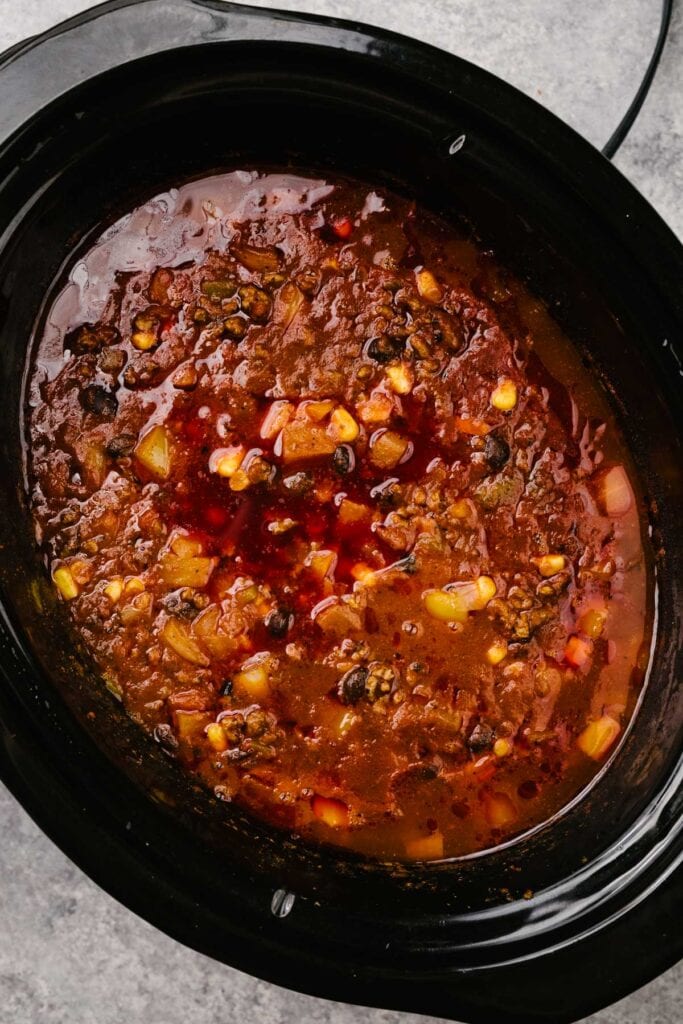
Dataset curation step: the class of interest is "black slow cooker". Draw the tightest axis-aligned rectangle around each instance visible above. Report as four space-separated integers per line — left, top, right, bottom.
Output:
0 3 680 1022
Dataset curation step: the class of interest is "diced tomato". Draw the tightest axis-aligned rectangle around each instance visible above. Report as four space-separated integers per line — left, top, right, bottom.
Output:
311 794 349 828
564 634 593 669
455 416 491 436
185 418 205 443
330 217 353 240
465 755 497 782
203 505 229 529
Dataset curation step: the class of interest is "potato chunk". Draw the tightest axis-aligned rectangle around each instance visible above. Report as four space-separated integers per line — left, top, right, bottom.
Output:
134 425 171 478
314 600 363 635
159 555 216 588
281 421 336 463
368 429 410 470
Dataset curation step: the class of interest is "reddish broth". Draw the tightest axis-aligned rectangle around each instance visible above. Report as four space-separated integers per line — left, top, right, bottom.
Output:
27 172 650 860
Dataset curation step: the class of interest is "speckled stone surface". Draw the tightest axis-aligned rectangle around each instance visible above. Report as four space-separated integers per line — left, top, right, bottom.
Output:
0 2 680 1023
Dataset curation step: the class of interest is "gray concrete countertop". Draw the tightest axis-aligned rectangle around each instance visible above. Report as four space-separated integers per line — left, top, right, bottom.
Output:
0 2 680 1022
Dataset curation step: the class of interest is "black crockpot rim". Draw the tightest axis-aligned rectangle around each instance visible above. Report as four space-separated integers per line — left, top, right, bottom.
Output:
0 3 681 1022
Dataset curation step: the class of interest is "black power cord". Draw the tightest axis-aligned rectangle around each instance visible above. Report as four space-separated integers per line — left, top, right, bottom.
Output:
602 0 674 158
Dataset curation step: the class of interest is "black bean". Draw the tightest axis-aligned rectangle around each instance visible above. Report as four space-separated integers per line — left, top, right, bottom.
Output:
153 723 178 754
67 323 119 355
484 432 510 471
396 553 417 575
451 798 470 819
161 593 196 619
431 309 464 352
333 444 355 475
106 433 136 458
518 780 539 800
80 384 118 418
468 722 494 753
337 666 368 705
366 334 403 363
265 607 293 638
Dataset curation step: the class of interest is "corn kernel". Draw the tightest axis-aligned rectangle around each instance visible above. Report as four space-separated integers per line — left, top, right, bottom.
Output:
486 641 508 665
229 469 251 492
405 831 444 860
475 576 497 606
328 407 360 442
210 445 245 478
52 566 79 600
423 588 468 623
577 715 621 760
494 738 512 758
131 330 158 351
123 576 145 596
490 378 518 411
206 722 228 752
233 661 270 700
235 583 259 606
580 607 607 639
599 465 633 517
415 268 443 303
532 554 567 577
385 363 414 395
104 578 124 603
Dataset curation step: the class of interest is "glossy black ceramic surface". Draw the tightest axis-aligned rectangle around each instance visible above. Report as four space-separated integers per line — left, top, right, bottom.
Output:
0 3 680 1022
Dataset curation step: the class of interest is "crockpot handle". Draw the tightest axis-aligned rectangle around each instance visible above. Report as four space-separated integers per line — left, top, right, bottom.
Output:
601 0 673 158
